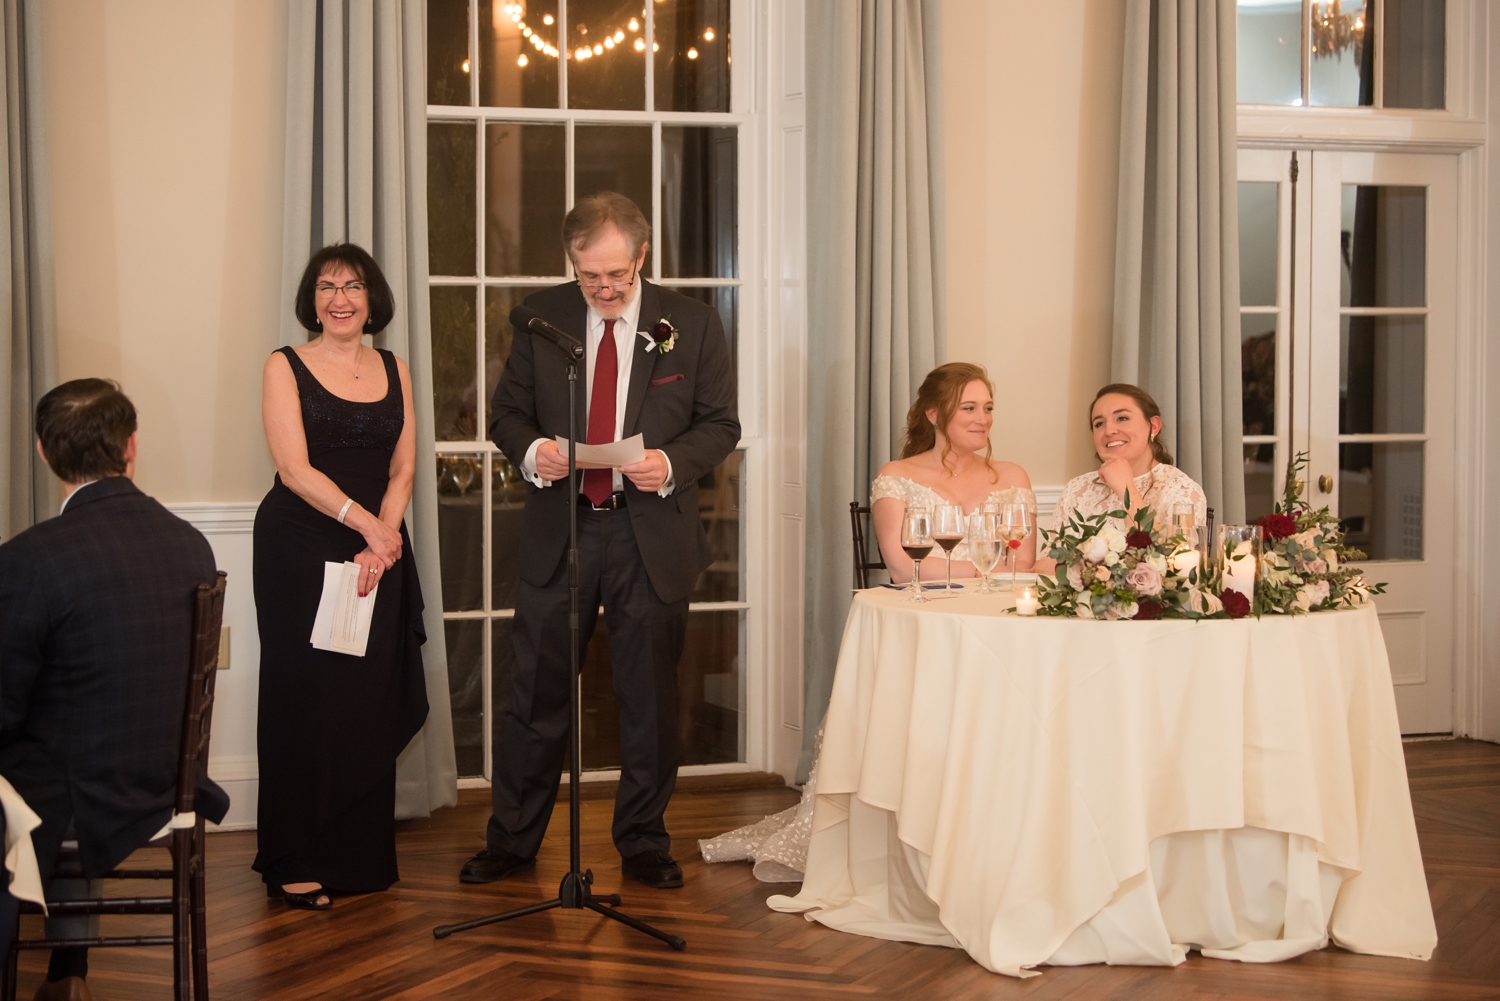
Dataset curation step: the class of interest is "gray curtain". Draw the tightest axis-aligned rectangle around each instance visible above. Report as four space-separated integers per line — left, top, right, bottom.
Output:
1112 0 1245 523
281 0 457 818
801 0 945 781
1 0 54 539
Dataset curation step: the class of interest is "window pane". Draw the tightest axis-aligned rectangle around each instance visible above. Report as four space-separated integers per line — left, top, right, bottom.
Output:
1237 1 1302 105
446 619 485 777
428 123 477 276
430 285 478 440
1310 0 1373 107
566 0 646 111
691 451 743 602
429 0 471 105
437 453 485 612
1238 182 1279 306
579 610 744 769
1340 442 1423 560
671 285 737 367
661 126 738 279
1241 313 1277 436
1244 443 1278 523
1383 0 1445 109
1341 185 1426 307
654 0 731 112
575 125 653 270
1340 315 1425 434
485 286 550 423
486 123 566 277
479 0 559 109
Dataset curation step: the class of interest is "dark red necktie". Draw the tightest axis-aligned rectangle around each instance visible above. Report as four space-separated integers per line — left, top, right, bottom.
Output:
583 319 618 505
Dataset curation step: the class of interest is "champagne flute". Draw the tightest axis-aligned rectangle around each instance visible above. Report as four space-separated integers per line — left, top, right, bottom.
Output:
900 505 934 603
1171 503 1202 583
968 511 1003 594
931 503 966 597
1000 502 1033 591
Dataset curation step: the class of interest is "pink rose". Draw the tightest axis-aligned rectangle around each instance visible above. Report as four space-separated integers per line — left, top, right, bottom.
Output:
1125 561 1163 597
1296 557 1328 575
1067 563 1085 590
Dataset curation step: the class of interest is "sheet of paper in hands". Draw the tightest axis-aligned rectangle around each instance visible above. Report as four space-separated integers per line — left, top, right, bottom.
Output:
553 433 646 469
310 561 378 657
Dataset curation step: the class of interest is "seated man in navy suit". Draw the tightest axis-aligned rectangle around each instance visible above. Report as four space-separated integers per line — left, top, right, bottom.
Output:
0 379 228 1001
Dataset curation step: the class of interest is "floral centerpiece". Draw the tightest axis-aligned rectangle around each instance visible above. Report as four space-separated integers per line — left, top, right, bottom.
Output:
1246 453 1384 615
1032 494 1202 619
1030 455 1383 620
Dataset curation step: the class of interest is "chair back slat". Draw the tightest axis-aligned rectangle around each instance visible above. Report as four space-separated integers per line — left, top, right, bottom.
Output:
176 572 227 816
849 502 886 590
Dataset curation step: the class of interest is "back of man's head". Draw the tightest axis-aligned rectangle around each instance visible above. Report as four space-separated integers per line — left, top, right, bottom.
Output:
36 378 137 483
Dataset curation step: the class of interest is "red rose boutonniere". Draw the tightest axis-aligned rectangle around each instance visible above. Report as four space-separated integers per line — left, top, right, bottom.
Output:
644 317 678 355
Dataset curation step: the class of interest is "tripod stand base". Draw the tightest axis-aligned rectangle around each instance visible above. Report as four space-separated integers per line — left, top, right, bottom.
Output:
432 869 686 951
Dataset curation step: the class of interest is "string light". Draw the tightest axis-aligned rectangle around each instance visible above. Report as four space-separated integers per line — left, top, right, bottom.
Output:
461 57 470 73
517 54 528 66
633 38 645 52
703 28 714 41
687 47 698 59
499 2 720 65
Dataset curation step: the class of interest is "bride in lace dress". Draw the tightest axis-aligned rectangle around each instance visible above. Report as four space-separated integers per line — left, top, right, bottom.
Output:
700 363 1037 880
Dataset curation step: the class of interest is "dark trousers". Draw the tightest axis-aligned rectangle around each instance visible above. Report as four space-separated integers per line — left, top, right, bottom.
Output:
487 506 688 859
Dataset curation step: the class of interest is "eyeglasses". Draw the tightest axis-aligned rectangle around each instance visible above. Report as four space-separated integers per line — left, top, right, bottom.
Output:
576 261 638 294
314 280 368 297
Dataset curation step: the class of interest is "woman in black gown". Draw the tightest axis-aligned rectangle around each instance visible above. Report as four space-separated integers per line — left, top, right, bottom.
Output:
253 245 429 909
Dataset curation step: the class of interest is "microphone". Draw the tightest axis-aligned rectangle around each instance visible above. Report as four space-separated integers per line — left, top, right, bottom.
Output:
509 306 584 359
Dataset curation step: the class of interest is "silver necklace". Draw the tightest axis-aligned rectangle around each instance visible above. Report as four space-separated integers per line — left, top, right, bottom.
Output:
328 340 363 381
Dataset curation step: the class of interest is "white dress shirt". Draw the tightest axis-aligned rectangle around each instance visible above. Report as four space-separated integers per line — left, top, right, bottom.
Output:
520 282 675 496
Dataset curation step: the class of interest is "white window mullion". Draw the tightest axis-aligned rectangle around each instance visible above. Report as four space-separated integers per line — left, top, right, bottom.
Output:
558 0 569 111
652 119 663 282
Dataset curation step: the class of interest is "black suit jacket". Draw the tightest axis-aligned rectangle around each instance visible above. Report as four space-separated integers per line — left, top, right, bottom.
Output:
0 477 229 877
489 280 741 604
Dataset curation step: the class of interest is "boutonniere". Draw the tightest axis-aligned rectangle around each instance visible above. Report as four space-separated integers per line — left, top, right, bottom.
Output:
640 316 678 355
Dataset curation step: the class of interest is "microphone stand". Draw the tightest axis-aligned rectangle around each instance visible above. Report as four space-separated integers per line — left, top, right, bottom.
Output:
433 328 686 953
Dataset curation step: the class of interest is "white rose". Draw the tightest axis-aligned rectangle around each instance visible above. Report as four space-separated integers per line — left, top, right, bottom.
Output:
1190 588 1223 615
1075 602 1095 619
1146 552 1168 575
1293 529 1319 552
1117 599 1139 619
1104 551 1120 566
1100 526 1128 554
1079 535 1110 564
1066 563 1085 590
1321 548 1339 567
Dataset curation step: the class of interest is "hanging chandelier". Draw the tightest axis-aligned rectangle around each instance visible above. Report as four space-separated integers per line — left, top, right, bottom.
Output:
1311 1 1366 63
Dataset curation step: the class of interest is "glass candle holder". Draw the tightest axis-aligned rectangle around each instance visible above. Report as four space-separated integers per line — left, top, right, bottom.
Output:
1217 524 1262 601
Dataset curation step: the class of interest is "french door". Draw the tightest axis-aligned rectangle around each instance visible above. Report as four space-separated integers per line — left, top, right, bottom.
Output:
1239 148 1457 734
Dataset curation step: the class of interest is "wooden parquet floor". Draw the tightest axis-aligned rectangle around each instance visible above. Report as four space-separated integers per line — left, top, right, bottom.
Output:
15 739 1499 1000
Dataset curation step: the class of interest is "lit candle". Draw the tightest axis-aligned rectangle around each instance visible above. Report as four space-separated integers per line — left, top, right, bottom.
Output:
1174 549 1201 577
1015 586 1039 616
1223 540 1256 599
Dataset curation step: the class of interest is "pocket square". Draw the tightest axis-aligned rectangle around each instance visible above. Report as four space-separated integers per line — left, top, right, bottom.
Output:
649 373 686 386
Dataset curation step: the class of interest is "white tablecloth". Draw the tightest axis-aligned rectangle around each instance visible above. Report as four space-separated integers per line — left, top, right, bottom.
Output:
769 589 1437 977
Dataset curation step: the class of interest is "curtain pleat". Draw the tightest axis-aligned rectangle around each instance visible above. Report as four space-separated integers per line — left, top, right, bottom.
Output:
802 0 944 781
1 0 55 540
1112 0 1244 524
281 0 457 818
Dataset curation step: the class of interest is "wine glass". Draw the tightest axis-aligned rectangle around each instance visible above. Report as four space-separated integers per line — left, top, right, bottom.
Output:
931 503 966 597
899 505 934 602
968 511 1003 594
999 503 1033 591
1170 503 1203 583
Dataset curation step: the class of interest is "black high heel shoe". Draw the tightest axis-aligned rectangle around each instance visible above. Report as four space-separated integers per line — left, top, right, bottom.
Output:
266 883 332 910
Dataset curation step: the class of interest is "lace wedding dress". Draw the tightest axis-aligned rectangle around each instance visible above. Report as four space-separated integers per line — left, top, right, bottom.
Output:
1054 463 1207 531
868 475 1037 563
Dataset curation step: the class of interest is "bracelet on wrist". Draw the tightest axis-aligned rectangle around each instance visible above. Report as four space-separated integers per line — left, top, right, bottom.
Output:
337 498 355 525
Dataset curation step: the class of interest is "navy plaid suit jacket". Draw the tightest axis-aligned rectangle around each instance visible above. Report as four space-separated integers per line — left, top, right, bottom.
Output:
0 477 229 878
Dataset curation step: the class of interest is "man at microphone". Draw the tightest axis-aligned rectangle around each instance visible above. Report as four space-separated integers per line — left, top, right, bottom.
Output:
462 192 739 889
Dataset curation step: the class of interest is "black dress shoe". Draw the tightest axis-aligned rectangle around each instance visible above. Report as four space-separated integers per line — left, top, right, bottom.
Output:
460 847 536 884
621 849 684 889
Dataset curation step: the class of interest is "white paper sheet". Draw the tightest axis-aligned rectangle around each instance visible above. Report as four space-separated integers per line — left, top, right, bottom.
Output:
310 561 378 657
553 433 646 469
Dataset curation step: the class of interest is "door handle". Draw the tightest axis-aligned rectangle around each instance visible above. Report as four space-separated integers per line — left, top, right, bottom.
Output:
1318 474 1334 494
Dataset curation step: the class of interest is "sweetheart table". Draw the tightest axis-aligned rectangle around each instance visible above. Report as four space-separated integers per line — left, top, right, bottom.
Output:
768 588 1437 977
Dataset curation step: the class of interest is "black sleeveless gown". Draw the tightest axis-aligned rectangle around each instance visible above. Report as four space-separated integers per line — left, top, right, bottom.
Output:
252 346 429 892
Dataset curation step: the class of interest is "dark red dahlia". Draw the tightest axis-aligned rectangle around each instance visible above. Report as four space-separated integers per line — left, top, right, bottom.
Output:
1133 600 1163 620
653 319 675 339
1258 513 1297 541
1220 589 1251 619
1126 529 1154 550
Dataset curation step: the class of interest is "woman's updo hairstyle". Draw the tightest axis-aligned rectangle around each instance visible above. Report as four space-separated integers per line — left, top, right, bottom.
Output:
901 362 996 478
1090 382 1174 465
294 243 396 334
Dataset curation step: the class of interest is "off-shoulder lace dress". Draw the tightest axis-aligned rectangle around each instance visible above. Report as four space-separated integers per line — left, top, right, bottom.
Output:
869 475 1037 563
1053 463 1207 531
698 731 821 882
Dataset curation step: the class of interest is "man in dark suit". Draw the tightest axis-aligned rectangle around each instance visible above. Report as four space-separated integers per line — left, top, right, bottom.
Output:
461 192 739 889
0 379 229 1001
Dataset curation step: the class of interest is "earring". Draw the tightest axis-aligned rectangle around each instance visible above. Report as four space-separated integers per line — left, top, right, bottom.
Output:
931 421 938 428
